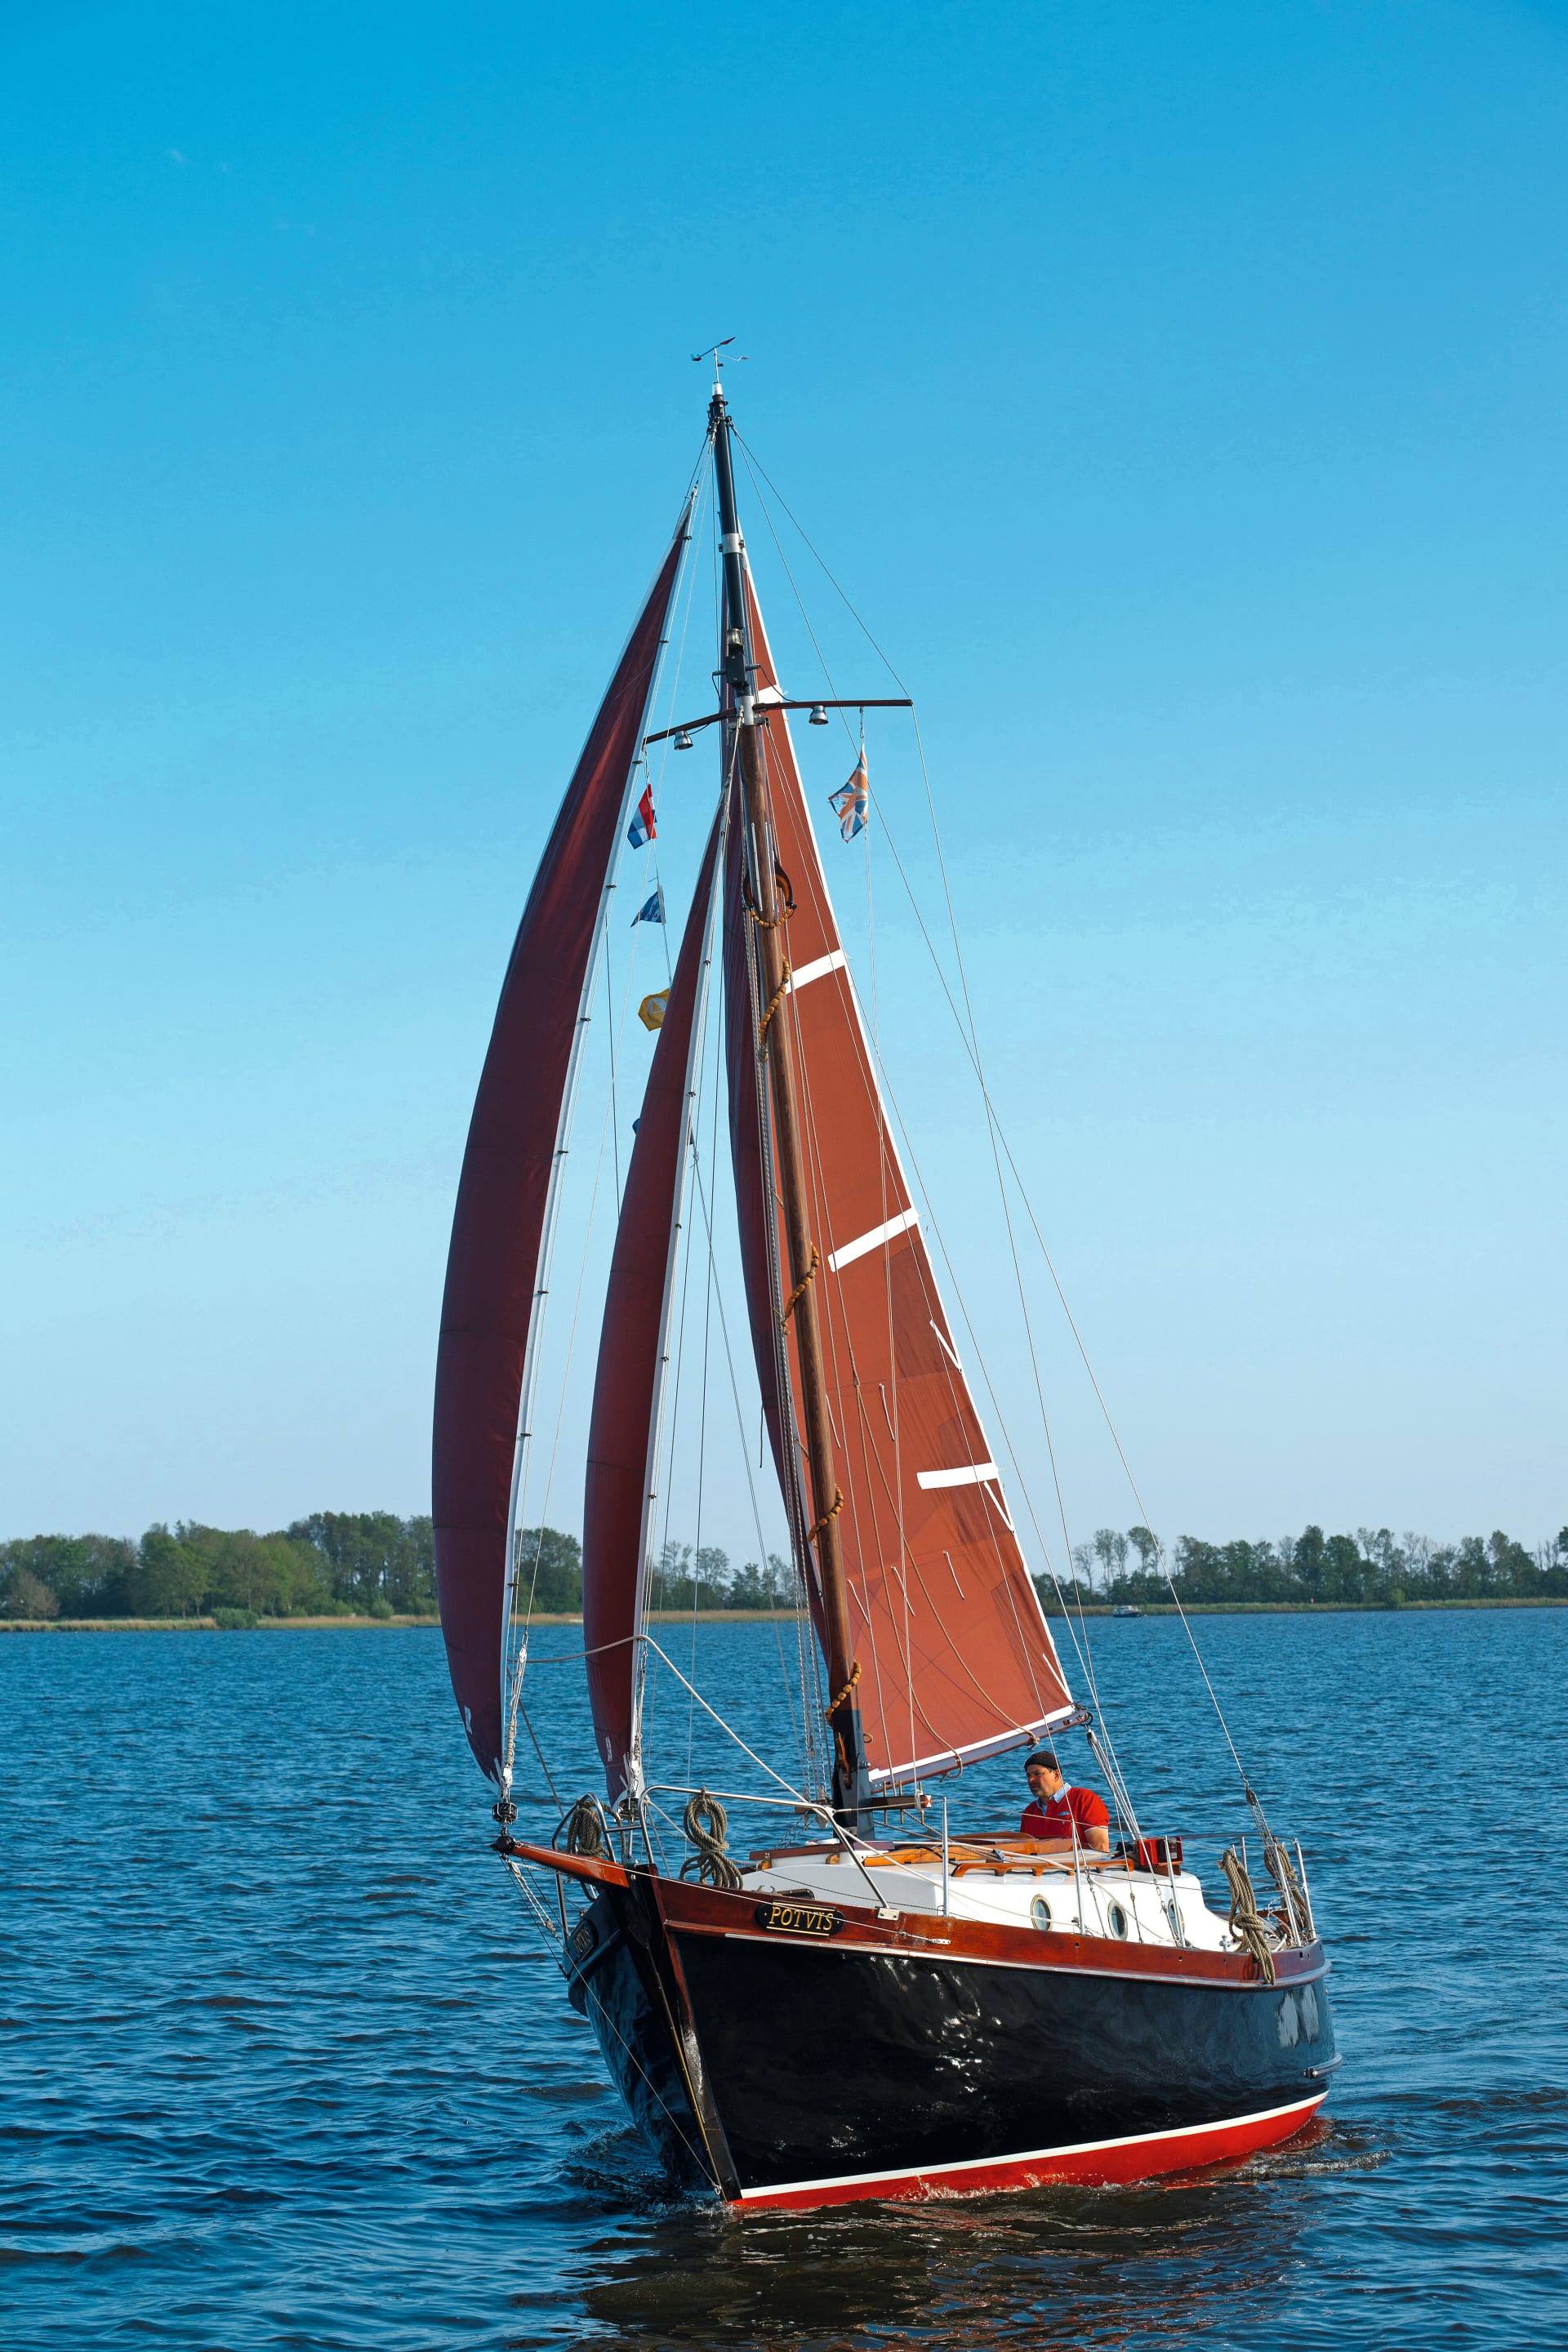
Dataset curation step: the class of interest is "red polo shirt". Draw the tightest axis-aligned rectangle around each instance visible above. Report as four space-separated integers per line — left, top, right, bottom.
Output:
1020 1784 1110 1841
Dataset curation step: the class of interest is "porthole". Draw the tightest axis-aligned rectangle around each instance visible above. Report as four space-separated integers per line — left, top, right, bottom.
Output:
1107 1900 1129 1940
1030 1894 1053 1931
1165 1902 1184 1944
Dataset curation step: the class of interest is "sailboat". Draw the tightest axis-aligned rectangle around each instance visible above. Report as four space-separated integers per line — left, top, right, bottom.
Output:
432 370 1337 2210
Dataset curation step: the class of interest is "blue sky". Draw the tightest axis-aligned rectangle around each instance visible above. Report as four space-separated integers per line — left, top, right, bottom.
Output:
3 0 1564 1555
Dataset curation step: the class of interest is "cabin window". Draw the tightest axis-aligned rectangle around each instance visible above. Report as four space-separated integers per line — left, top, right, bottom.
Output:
1107 1901 1129 1940
1030 1895 1052 1931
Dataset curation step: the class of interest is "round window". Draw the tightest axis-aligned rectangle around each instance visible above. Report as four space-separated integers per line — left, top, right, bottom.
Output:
1030 1894 1053 1931
1165 1902 1183 1943
1107 1901 1129 1940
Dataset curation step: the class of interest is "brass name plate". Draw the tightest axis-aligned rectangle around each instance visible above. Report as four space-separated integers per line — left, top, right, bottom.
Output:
755 1900 844 1939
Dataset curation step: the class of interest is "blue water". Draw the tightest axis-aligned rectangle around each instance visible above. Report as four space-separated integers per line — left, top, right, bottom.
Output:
2 1610 1564 2349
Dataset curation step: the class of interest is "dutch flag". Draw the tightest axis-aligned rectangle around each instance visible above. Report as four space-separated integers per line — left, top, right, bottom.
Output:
627 782 657 849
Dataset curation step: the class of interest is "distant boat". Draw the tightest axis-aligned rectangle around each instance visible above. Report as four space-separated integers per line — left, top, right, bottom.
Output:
1114 1604 1144 1618
430 372 1337 2209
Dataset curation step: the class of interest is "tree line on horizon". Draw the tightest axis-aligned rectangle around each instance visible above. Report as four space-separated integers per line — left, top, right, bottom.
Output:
2 1514 1565 1624
0 1519 793 1624
1058 1522 1568 1608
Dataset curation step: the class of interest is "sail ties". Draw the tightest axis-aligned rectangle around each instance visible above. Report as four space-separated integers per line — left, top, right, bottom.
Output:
807 1486 844 1548
1220 1847 1279 1986
780 1242 819 1326
825 1658 862 1718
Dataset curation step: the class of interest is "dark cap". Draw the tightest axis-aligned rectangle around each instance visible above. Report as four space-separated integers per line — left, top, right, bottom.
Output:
1023 1748 1060 1776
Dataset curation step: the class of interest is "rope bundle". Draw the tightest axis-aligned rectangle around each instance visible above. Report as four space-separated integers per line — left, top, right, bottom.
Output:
1220 1847 1278 1985
679 1789 742 1890
559 1797 609 1860
1263 1835 1315 1943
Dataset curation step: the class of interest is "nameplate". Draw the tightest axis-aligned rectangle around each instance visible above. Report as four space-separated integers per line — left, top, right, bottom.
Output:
754 1900 844 1939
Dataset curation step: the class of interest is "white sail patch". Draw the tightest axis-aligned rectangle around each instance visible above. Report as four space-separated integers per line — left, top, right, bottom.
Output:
786 949 848 994
916 1462 1001 1490
826 1205 920 1273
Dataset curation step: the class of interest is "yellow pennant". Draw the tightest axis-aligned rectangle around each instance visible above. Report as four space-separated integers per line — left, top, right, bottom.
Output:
639 988 670 1032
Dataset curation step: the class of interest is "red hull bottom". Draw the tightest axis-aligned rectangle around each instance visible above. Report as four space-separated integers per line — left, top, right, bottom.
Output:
733 2092 1325 2212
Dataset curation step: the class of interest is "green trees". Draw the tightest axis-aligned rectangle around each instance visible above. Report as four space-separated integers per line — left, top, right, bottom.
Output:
1033 1522 1568 1610
512 1526 583 1613
8 1512 1563 1622
0 1517 806 1619
0 1512 436 1620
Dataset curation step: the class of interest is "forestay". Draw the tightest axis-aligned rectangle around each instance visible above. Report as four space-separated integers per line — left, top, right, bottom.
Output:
724 584 1077 1783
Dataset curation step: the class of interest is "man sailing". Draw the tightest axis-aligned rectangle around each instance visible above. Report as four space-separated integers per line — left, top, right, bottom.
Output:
1019 1749 1111 1852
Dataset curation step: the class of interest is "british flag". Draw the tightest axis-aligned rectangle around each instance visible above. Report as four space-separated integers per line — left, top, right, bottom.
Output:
830 757 869 843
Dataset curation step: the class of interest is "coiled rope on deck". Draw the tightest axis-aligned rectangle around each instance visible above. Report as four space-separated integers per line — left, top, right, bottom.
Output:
679 1788 742 1890
559 1796 610 1860
1263 1835 1315 1944
1220 1847 1278 1986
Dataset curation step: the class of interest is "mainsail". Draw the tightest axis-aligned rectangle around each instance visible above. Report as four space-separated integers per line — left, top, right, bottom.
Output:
725 587 1076 1783
581 801 725 1801
432 518 688 1780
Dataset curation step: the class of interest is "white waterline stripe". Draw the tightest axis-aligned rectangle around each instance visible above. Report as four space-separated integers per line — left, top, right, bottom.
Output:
917 1462 1000 1490
734 2094 1325 2201
787 949 847 993
826 1206 920 1273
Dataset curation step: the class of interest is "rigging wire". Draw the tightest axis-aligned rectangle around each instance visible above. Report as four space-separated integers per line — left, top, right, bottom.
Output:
733 433 1263 1815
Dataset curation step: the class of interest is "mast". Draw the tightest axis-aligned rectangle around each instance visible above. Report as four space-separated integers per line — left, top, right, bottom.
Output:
710 385 871 1828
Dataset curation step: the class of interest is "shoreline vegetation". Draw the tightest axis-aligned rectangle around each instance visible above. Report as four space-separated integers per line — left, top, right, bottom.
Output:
6 1595 1568 1633
3 1515 1565 1628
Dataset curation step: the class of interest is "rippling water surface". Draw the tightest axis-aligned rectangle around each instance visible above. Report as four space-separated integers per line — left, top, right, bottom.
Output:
3 1610 1564 2349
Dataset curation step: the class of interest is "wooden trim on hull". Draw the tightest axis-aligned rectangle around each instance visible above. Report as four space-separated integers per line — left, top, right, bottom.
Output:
734 2093 1326 2212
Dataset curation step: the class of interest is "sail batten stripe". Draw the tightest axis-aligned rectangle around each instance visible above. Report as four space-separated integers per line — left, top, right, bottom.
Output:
787 949 848 994
916 1462 1000 1491
826 1207 919 1272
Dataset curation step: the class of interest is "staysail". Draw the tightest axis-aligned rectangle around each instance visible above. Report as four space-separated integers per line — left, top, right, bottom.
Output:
725 586 1076 1784
433 518 688 1780
581 800 724 1802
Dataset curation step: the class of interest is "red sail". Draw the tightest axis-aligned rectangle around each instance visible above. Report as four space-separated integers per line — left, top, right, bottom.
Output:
582 805 724 1801
433 521 688 1780
725 587 1076 1783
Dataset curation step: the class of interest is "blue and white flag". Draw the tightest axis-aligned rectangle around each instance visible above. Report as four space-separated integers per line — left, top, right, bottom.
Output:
631 885 665 927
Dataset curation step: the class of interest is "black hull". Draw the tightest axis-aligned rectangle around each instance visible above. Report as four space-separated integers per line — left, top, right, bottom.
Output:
567 1880 1335 2204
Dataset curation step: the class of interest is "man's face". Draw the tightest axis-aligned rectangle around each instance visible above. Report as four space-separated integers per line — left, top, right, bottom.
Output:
1027 1763 1062 1802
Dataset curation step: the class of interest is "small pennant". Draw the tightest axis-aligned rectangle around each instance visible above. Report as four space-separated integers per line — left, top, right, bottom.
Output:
639 988 670 1032
631 885 665 926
